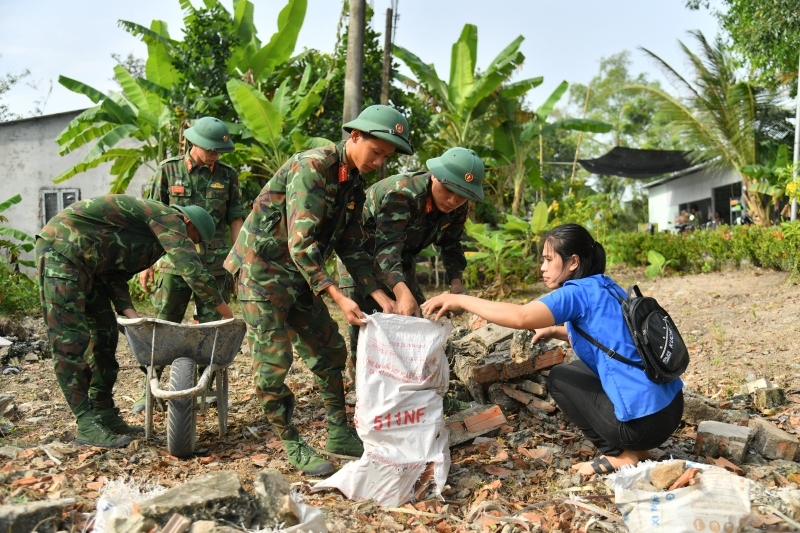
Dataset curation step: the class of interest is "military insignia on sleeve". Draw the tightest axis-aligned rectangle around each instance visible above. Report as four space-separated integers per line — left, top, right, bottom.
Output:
211 182 225 189
465 173 474 182
395 123 404 134
348 201 355 210
171 185 185 194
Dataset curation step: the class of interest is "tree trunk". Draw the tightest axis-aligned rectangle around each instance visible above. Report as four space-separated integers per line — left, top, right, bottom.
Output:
745 188 770 226
511 173 525 217
342 0 365 138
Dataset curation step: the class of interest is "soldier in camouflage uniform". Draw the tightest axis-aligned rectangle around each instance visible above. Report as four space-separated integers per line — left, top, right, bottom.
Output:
36 195 232 448
133 117 246 414
338 147 485 381
225 105 413 476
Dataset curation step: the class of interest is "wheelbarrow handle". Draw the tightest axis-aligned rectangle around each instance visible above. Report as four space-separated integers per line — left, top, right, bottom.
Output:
149 364 222 400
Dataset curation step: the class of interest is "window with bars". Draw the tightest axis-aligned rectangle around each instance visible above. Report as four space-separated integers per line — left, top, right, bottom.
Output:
41 188 80 226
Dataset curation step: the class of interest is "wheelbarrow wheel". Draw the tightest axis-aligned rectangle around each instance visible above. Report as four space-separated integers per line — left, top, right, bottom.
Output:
167 357 196 458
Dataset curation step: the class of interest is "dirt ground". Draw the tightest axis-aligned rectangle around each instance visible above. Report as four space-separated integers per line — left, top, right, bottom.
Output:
2 264 800 531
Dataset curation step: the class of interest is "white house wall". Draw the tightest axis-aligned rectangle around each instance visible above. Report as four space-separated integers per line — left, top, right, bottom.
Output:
2 110 151 264
647 167 739 232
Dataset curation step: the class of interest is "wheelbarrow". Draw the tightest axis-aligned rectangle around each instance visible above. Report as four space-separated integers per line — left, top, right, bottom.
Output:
118 317 247 458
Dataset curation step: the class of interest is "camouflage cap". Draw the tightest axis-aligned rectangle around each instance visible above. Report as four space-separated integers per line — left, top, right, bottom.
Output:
174 205 215 243
426 147 485 202
184 117 235 153
342 105 414 155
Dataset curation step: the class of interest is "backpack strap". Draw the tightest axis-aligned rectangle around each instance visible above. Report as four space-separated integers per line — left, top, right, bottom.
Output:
628 285 643 299
571 323 645 371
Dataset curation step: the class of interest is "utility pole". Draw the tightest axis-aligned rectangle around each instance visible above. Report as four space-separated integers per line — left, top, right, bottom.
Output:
342 0 366 139
380 6 393 106
377 5 394 180
792 51 800 221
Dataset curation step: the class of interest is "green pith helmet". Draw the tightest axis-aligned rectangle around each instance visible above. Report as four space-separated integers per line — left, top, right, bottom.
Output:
184 117 234 153
342 105 414 155
426 147 485 202
174 205 215 243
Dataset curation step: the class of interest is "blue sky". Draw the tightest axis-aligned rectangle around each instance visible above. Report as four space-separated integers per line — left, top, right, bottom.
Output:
0 0 721 118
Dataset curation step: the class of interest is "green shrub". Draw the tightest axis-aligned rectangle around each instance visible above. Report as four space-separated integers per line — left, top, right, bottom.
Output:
0 266 39 318
604 221 800 277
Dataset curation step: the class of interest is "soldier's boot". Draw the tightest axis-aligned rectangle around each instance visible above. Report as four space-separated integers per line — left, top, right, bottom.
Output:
74 411 133 449
132 366 163 414
93 401 144 435
325 422 363 457
281 427 335 477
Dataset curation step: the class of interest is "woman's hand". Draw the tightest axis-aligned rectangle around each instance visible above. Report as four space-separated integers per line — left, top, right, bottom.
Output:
420 292 464 321
532 325 569 343
532 326 556 343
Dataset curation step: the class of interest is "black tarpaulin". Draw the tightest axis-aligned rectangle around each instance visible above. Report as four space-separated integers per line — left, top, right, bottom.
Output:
578 147 693 179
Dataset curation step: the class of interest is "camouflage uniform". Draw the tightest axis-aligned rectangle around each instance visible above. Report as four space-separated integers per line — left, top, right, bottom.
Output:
36 195 223 418
144 154 246 322
338 171 468 359
225 141 379 439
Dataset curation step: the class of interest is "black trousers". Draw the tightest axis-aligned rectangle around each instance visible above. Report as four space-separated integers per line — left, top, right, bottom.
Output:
548 359 683 456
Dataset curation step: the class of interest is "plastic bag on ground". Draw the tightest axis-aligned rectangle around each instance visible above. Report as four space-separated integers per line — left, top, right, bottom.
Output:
609 460 752 532
313 313 452 507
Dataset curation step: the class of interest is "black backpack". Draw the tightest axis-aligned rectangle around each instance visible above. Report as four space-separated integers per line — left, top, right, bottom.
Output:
573 284 689 384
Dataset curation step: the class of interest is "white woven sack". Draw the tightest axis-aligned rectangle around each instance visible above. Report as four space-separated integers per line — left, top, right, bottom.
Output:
314 313 452 507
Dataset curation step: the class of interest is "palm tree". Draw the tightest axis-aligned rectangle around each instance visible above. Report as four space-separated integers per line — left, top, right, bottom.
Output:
394 24 542 161
631 31 787 226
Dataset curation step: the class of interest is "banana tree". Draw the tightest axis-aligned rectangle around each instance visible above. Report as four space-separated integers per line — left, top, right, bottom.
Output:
54 60 177 193
0 195 35 269
492 81 613 215
54 0 308 193
226 65 334 182
463 219 523 297
394 24 542 159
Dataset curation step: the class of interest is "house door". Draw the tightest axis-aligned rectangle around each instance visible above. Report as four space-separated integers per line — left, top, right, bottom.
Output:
712 182 742 225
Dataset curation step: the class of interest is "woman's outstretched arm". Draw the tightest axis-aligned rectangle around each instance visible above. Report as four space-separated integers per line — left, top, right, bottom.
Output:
421 293 556 331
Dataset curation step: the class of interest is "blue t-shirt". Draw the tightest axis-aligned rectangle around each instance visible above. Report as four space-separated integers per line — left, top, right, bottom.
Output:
539 274 683 422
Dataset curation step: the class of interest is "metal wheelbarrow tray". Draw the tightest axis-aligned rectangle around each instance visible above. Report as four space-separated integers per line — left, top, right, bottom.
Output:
118 317 247 458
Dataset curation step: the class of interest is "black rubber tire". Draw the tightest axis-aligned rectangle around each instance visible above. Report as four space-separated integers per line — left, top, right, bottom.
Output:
167 357 196 458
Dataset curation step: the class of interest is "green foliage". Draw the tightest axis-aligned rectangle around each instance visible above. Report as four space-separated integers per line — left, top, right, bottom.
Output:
394 23 540 160
687 0 800 89
171 3 238 120
462 204 552 293
0 195 39 317
606 222 800 277
463 219 523 295
631 31 790 226
0 195 35 269
0 267 39 318
645 250 677 280
569 52 681 154
56 0 312 194
299 5 431 182
127 274 149 305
